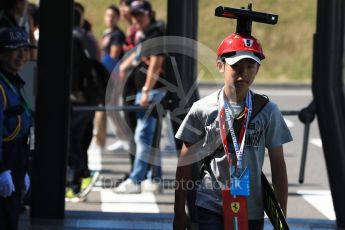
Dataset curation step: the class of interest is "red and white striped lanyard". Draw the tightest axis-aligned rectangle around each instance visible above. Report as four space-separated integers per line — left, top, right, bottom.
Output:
218 88 252 175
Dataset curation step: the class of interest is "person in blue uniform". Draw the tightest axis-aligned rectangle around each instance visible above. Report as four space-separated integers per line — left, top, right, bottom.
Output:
0 27 34 230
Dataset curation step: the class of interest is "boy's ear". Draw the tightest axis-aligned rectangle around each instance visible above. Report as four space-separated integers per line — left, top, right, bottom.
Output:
217 60 225 73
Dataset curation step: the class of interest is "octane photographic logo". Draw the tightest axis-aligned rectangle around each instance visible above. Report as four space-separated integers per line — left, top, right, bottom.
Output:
105 36 223 167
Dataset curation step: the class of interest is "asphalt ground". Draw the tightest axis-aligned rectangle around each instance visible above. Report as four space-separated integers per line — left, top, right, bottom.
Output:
19 84 338 229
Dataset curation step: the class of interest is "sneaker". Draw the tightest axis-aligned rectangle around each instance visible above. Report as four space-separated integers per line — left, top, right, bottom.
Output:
79 171 100 198
65 187 85 203
141 179 163 194
115 173 130 187
113 178 141 194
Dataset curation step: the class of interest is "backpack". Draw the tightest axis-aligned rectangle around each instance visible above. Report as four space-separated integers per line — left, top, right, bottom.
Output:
81 57 110 105
73 29 110 106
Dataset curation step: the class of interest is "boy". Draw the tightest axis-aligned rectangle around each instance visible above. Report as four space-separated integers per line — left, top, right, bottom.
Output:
173 33 292 229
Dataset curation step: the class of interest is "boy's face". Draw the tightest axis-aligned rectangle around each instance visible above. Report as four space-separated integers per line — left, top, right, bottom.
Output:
104 8 119 28
0 47 29 74
119 3 131 21
131 12 150 30
218 58 259 95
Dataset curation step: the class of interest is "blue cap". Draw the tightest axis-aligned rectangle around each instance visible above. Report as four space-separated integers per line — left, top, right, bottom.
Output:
0 27 37 49
131 1 152 15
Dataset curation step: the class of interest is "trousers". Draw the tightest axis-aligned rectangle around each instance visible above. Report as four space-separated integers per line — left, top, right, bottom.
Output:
197 206 264 230
0 189 22 230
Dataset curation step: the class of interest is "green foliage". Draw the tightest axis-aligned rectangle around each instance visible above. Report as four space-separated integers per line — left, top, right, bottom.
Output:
32 0 316 82
74 0 167 39
198 1 316 82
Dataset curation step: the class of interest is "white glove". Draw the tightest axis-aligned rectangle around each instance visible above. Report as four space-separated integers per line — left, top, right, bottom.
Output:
24 173 30 194
0 170 15 198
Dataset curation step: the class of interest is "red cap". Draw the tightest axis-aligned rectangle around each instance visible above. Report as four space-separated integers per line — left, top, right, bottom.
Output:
217 33 264 60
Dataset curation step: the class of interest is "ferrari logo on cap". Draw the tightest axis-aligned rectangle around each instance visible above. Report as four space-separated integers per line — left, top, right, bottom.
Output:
243 39 253 47
231 202 240 213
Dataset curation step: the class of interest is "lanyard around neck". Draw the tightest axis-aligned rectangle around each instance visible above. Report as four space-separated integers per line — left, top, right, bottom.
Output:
218 88 252 171
0 71 31 115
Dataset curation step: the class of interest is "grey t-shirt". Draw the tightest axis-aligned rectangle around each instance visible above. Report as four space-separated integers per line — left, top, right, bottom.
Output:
175 90 293 220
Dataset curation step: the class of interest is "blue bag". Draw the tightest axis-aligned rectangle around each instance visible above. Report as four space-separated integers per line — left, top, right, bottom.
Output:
102 54 119 74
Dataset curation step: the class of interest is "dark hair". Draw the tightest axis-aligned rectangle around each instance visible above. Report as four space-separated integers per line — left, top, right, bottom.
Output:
150 10 156 23
83 19 92 32
74 2 85 14
131 1 155 22
120 0 134 7
107 5 120 17
73 8 82 27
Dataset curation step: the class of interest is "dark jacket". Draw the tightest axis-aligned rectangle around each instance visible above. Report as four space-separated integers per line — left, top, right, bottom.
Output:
0 69 31 191
71 27 92 103
133 20 166 90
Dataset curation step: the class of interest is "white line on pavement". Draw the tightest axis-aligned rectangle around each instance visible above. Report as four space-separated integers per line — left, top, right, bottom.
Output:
297 190 335 220
310 138 322 148
92 188 160 213
88 139 160 214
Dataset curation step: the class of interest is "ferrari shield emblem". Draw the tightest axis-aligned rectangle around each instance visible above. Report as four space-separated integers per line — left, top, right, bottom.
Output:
222 190 249 229
231 202 240 214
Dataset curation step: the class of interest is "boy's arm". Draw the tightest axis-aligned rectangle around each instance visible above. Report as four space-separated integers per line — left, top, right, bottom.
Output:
140 55 164 107
174 142 193 230
268 145 288 216
119 51 136 72
110 45 123 60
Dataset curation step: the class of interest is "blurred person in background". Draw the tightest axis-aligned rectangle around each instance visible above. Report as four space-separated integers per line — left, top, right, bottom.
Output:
74 2 104 160
101 4 129 153
109 0 139 178
74 2 101 61
27 3 39 42
65 5 100 202
101 5 125 73
0 0 28 28
119 0 140 52
114 0 166 194
0 0 39 61
27 3 39 60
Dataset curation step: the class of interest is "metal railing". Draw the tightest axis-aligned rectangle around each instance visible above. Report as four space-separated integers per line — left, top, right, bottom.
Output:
282 101 316 183
73 101 316 184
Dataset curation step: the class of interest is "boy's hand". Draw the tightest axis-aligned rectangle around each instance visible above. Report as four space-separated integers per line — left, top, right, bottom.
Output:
140 92 150 107
0 170 15 198
174 143 193 230
173 210 189 230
